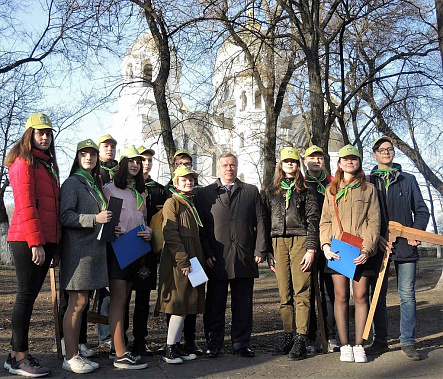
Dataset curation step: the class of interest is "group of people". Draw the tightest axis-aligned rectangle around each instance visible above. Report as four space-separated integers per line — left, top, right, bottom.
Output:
3 112 429 377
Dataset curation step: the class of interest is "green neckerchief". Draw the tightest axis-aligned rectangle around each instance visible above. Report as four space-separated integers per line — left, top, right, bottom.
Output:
36 158 59 186
144 178 155 194
127 181 145 211
335 181 361 203
280 180 296 209
101 163 118 180
372 168 398 189
305 170 327 195
74 168 107 210
169 187 203 227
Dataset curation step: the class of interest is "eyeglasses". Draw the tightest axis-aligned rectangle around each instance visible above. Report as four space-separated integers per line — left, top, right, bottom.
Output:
376 147 394 154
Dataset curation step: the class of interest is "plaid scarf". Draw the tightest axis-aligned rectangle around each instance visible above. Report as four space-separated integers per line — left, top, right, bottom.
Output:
74 168 107 210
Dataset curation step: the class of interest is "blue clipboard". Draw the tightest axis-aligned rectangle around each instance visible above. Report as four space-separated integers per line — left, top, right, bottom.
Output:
111 226 151 269
327 238 360 279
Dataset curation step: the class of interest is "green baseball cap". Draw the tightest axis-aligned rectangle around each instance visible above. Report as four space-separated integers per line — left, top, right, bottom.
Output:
119 145 145 162
172 166 199 181
98 134 117 145
305 145 325 157
25 113 53 130
173 149 192 159
372 136 393 151
77 139 99 152
137 146 155 156
280 147 300 161
338 144 361 158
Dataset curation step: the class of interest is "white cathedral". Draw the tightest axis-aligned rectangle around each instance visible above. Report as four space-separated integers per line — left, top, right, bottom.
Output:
109 31 341 187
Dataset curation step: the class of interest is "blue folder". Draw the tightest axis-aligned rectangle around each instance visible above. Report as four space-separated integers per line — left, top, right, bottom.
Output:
327 238 360 279
111 226 151 269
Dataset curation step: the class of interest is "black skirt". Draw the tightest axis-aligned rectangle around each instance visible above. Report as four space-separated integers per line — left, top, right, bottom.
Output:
107 243 139 281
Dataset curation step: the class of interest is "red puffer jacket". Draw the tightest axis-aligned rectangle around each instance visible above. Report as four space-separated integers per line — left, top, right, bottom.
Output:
7 149 61 247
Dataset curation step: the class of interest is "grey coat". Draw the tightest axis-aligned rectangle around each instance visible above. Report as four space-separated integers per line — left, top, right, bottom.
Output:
198 178 267 281
60 175 108 290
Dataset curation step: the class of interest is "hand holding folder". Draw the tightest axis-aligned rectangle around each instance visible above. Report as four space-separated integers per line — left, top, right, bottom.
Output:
327 238 360 279
111 225 152 269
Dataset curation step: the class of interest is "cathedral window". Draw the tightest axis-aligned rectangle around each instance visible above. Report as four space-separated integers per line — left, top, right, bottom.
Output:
143 61 153 86
212 154 217 177
241 91 247 111
254 90 262 109
126 63 134 80
240 132 245 148
223 84 230 101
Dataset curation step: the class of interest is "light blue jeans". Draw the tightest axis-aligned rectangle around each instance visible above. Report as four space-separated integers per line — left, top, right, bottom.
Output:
395 261 417 346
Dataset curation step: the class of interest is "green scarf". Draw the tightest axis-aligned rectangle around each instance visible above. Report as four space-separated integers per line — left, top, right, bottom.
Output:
74 168 107 210
144 179 155 194
372 168 398 189
305 170 327 195
281 180 296 209
101 164 118 180
127 182 145 211
169 188 203 227
335 181 361 203
36 158 59 186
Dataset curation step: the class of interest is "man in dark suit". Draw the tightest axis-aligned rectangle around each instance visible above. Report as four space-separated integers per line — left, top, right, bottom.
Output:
198 153 267 358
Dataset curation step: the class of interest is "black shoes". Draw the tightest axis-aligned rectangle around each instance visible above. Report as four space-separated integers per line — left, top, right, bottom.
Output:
183 340 204 356
365 341 389 356
401 345 421 361
233 347 255 357
205 347 221 358
132 341 154 357
288 333 307 360
273 333 294 355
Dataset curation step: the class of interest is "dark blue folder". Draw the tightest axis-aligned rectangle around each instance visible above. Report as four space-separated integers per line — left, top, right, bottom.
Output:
327 238 360 279
111 226 151 269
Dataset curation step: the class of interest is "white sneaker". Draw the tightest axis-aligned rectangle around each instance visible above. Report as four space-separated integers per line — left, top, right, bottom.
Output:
79 343 95 358
62 354 94 374
340 345 354 362
353 345 368 363
79 354 99 370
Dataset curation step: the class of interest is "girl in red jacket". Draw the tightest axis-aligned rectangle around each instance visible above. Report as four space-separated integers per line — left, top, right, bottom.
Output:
4 113 61 377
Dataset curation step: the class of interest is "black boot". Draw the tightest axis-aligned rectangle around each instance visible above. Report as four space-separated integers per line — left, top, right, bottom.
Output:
273 333 294 355
288 333 307 360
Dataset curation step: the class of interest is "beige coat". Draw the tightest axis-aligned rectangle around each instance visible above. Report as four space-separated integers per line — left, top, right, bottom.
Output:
320 180 380 256
155 194 205 315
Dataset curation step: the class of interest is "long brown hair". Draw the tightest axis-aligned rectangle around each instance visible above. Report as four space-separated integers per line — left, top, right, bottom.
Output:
5 128 59 175
271 160 308 195
69 150 104 195
329 158 367 196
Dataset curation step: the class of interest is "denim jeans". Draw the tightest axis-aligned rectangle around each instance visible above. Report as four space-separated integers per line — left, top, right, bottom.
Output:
98 287 111 344
395 261 416 346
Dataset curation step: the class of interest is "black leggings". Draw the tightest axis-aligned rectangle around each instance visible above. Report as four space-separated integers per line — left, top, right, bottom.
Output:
10 241 56 352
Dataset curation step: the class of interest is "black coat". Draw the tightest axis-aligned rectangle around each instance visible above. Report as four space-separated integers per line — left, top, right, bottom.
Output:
132 178 166 291
100 160 118 185
198 178 267 281
370 163 429 262
265 183 319 251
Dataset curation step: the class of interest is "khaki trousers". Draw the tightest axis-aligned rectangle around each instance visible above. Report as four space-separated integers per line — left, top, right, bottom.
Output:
273 236 311 334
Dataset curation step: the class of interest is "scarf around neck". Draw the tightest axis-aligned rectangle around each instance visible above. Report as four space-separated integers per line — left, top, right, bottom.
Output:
36 158 59 186
74 168 107 210
127 181 144 210
101 162 118 180
335 181 361 203
169 187 203 227
281 179 295 209
372 168 398 189
305 170 326 195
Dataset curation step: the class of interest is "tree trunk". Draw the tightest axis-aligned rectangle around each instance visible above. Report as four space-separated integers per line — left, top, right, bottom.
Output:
0 185 12 265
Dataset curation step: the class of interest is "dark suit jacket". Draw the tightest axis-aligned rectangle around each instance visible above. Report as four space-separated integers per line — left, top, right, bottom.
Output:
198 178 267 281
